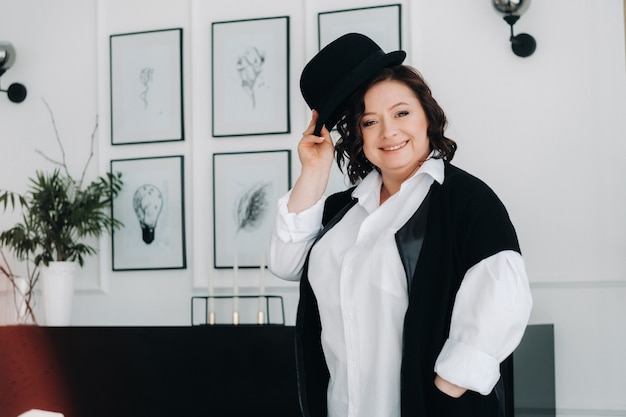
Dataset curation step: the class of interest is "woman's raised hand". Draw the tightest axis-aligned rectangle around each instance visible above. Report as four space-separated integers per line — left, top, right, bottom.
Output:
287 110 335 214
297 110 335 171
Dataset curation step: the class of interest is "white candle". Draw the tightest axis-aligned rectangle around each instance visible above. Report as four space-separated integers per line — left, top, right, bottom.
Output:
233 252 239 313
207 272 215 325
258 254 266 323
259 254 266 296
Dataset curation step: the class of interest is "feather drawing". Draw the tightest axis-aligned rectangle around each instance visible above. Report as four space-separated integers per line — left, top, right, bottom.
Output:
235 181 272 233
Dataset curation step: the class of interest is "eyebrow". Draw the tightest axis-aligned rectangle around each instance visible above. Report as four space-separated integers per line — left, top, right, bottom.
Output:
363 102 410 117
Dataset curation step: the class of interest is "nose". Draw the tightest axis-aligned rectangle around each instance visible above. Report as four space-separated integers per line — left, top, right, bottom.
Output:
381 118 398 139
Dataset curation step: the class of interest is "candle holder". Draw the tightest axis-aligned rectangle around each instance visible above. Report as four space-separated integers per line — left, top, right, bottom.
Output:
207 311 216 325
190 295 285 326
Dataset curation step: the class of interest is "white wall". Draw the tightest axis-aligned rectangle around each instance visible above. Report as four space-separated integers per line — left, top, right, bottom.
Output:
1 0 625 415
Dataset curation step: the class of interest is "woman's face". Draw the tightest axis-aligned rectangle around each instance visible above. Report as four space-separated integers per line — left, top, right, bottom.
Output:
360 79 430 184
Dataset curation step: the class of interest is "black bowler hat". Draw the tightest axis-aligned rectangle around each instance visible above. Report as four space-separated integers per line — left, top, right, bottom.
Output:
300 33 406 136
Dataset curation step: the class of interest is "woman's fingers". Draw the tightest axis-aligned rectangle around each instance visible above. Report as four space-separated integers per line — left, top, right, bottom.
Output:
303 110 322 137
287 111 334 212
297 110 334 168
300 110 328 147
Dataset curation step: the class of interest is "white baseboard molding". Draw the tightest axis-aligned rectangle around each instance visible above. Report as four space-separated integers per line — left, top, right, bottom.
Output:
556 407 626 416
530 280 626 289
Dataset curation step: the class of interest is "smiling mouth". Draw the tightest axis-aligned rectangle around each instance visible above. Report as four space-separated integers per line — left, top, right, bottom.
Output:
382 141 408 151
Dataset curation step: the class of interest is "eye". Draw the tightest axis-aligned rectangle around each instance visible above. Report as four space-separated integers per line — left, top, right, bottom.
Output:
361 119 377 128
395 110 409 118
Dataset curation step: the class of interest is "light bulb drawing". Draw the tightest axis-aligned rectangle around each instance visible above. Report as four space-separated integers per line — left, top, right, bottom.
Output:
133 184 163 244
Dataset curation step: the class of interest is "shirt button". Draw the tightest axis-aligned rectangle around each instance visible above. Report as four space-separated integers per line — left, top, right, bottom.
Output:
350 361 357 368
347 313 353 320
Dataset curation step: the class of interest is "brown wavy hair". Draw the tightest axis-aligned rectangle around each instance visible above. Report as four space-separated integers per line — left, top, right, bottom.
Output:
335 65 457 184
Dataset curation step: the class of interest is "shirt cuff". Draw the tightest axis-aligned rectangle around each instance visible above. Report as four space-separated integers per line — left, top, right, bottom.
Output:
274 191 325 243
434 338 500 396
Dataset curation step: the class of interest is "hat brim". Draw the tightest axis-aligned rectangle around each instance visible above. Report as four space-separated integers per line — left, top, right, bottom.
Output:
314 49 406 136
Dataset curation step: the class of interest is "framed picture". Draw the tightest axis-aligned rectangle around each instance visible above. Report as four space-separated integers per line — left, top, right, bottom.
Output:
110 28 184 145
212 16 290 137
110 155 186 270
318 4 402 51
213 150 291 268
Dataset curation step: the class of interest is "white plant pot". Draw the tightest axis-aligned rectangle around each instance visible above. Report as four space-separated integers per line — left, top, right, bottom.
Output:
42 261 77 326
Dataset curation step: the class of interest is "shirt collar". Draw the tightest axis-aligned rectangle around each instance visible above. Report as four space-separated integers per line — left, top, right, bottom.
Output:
351 152 445 211
351 171 382 213
413 153 445 186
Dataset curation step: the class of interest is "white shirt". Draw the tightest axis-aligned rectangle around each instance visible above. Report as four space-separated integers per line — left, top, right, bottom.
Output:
268 158 532 417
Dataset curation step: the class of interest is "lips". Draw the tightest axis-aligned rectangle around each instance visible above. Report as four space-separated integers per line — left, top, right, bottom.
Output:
382 140 408 151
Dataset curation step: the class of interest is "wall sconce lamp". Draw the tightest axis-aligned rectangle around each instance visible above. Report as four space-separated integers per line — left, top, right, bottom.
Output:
0 41 27 103
492 0 537 58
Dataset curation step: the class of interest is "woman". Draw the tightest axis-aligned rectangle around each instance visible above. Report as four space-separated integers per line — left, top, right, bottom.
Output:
268 33 532 417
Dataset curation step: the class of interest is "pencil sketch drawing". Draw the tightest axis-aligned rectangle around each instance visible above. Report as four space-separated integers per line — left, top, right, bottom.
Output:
236 47 266 109
133 184 164 244
234 181 272 234
139 67 154 110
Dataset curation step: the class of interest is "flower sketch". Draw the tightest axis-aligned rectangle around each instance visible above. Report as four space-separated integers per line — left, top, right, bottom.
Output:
236 47 266 109
139 67 155 110
110 28 183 144
211 17 289 136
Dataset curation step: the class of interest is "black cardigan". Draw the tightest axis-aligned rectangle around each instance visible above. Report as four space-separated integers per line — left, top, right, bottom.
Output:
294 162 520 417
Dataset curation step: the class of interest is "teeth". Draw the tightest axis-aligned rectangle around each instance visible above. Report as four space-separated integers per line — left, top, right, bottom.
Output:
383 141 407 151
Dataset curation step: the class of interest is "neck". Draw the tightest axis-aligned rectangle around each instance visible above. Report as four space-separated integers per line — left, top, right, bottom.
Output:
379 160 426 204
379 181 401 205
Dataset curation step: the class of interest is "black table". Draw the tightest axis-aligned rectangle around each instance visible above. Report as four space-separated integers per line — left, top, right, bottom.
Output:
0 325 301 417
0 324 553 417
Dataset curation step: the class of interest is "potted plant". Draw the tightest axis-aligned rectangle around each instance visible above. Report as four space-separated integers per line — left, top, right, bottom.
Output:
0 99 123 325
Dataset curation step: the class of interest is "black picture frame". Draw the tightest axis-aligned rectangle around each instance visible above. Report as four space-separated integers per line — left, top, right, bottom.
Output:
211 16 290 137
110 155 187 271
213 150 291 268
318 4 402 51
110 28 184 145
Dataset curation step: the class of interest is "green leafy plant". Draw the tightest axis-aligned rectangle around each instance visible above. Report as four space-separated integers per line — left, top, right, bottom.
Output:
0 99 123 323
0 168 123 267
